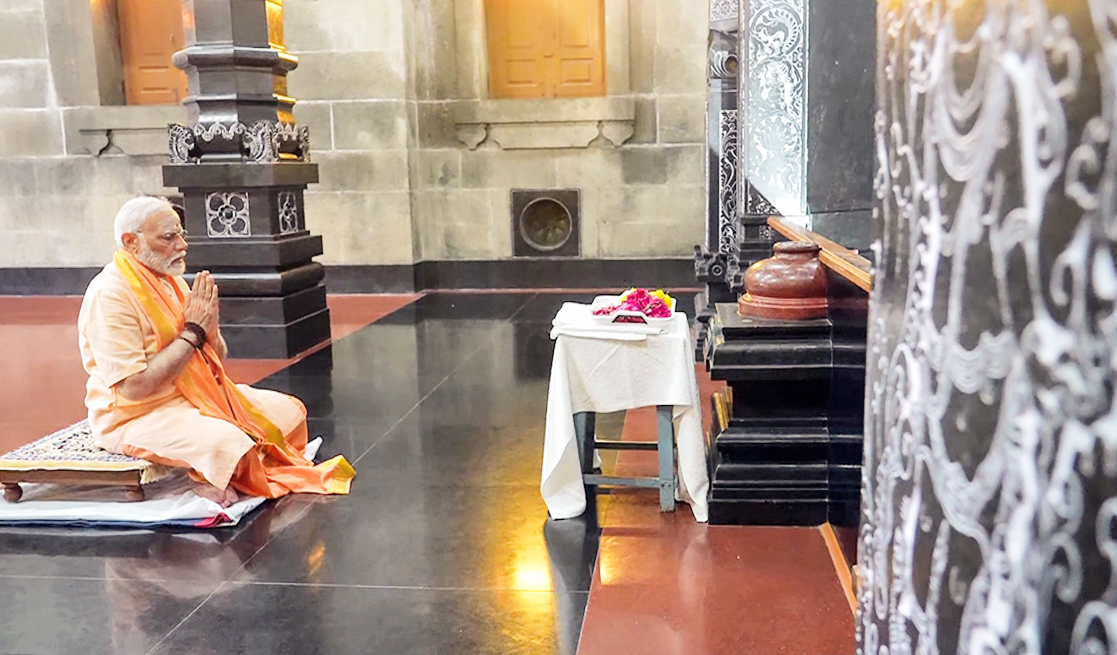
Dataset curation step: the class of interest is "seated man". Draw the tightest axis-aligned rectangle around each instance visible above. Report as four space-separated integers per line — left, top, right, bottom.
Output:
78 196 354 506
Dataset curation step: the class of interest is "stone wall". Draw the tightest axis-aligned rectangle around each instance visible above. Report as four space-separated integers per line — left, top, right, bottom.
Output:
286 0 414 267
0 0 708 280
0 0 182 270
401 0 708 262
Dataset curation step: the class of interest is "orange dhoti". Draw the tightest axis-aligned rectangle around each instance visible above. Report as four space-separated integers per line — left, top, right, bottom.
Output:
112 385 344 497
78 251 354 498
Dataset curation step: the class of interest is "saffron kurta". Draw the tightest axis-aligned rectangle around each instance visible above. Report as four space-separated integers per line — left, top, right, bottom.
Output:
78 258 353 496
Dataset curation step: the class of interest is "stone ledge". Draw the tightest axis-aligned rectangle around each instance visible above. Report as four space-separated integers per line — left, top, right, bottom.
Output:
451 97 636 150
63 105 187 156
0 259 699 295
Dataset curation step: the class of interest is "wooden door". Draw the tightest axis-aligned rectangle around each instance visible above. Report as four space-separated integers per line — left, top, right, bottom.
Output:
485 0 605 99
552 0 604 97
117 0 188 105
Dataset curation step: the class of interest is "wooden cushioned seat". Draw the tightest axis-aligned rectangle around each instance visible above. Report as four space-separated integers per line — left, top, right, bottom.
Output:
0 420 172 502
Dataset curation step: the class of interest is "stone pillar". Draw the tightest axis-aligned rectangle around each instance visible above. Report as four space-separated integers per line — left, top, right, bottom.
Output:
724 0 807 295
162 0 330 359
696 0 873 342
734 0 875 252
706 0 741 256
693 0 743 359
701 0 876 526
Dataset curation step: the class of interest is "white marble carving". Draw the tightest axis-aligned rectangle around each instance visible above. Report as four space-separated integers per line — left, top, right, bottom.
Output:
205 192 251 238
861 1 1117 654
277 191 299 235
710 50 739 79
711 0 738 23
744 0 805 216
745 183 777 215
168 124 194 164
718 110 740 253
167 121 311 163
243 121 279 163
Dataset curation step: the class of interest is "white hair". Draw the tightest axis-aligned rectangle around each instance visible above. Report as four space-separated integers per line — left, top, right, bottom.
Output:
113 196 177 248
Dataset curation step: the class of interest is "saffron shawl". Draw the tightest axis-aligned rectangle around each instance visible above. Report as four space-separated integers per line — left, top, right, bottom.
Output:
113 250 355 497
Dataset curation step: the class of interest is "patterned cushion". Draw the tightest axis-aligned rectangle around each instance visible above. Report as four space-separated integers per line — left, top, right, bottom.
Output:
0 420 171 483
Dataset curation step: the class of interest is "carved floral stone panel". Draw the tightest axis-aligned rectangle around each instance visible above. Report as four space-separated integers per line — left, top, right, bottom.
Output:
743 0 805 216
277 191 299 235
861 1 1117 654
168 121 311 164
718 109 740 253
205 192 251 238
711 0 739 23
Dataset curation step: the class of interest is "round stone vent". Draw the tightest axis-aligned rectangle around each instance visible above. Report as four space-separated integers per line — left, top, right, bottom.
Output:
511 189 580 257
519 197 573 251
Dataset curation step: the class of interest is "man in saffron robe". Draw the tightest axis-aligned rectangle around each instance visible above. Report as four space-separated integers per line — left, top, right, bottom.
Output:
78 197 354 506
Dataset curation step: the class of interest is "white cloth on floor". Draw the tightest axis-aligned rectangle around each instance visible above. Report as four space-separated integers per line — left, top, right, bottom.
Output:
549 302 667 341
540 310 710 522
0 439 323 526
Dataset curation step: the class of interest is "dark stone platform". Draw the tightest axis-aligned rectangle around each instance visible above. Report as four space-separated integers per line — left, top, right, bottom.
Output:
705 287 865 527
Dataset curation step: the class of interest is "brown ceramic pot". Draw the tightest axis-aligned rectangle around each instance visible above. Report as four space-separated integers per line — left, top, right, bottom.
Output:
737 241 828 320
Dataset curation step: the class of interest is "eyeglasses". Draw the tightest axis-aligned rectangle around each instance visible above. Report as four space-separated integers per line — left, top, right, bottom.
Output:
155 229 188 245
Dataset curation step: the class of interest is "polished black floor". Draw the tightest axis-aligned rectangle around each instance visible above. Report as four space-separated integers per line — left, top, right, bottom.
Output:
0 292 667 655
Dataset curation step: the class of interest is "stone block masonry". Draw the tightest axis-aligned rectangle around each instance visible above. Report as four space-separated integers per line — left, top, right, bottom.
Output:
0 0 710 284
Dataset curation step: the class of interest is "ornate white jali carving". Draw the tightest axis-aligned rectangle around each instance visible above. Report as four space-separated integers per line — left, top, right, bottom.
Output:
167 121 311 164
710 49 738 79
711 0 738 23
718 109 739 253
205 192 251 238
243 121 279 163
277 191 299 235
744 0 805 216
861 1 1117 654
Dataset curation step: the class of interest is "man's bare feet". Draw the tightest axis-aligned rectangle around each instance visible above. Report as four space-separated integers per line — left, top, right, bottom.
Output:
193 482 238 507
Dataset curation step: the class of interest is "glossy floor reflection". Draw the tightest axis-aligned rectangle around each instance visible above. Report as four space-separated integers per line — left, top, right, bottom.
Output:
577 388 855 655
0 293 596 655
0 294 420 454
0 291 854 655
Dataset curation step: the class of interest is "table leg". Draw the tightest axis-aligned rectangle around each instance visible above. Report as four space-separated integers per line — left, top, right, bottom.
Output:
656 405 677 512
573 412 596 475
573 412 597 507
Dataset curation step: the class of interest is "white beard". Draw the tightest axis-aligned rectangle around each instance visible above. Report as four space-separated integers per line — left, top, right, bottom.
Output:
137 240 186 277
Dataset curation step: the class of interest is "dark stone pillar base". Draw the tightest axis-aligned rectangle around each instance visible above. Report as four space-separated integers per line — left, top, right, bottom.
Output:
219 284 327 325
708 496 830 526
217 282 331 358
705 303 863 526
221 304 331 359
164 159 330 360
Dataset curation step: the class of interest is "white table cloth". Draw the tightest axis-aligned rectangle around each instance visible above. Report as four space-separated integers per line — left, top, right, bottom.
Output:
540 303 710 522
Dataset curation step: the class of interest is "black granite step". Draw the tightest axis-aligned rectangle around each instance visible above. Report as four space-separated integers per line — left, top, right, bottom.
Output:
713 424 830 463
704 295 867 527
715 441 829 465
711 462 829 483
715 424 829 441
708 498 829 526
709 485 828 500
